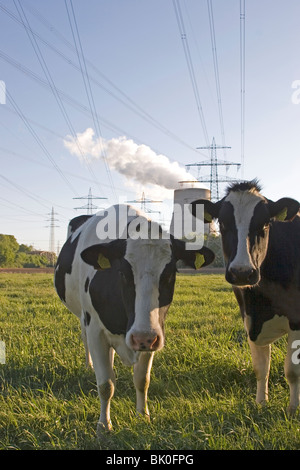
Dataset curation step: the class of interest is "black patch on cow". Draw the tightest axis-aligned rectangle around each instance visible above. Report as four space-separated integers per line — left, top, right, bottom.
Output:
84 311 91 326
156 259 177 334
249 201 270 235
246 200 271 270
242 288 274 342
118 258 136 332
290 321 300 331
84 277 90 292
233 216 300 340
159 259 177 308
54 233 81 302
68 215 92 235
218 201 237 264
262 216 300 289
88 260 135 335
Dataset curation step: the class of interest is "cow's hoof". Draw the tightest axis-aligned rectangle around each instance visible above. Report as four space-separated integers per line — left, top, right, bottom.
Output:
136 411 150 423
256 399 268 407
97 421 112 437
286 405 298 417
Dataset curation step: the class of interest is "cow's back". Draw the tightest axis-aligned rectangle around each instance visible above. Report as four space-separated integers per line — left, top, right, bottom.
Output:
54 205 145 318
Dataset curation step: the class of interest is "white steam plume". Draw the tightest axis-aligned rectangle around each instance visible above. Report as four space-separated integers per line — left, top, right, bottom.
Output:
63 128 196 190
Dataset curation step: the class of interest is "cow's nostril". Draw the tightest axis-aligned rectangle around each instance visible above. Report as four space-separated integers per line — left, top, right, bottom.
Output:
228 266 258 286
150 336 159 350
131 334 159 351
247 269 255 281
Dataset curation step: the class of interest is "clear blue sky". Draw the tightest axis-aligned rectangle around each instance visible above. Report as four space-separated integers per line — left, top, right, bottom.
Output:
1 0 300 251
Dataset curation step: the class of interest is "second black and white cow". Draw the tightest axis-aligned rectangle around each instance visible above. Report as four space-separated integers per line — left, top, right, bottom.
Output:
191 180 300 413
55 204 214 433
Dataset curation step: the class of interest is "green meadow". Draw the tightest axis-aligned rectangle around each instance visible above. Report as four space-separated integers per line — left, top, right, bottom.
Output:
0 272 299 450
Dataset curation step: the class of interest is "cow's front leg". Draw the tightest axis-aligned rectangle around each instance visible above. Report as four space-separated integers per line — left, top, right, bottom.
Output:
285 329 300 415
86 319 115 433
133 351 154 420
248 339 271 404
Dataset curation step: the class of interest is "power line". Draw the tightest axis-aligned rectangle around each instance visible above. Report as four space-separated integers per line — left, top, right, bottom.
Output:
173 0 210 150
0 50 209 171
0 49 145 145
13 0 106 199
186 137 241 202
0 173 51 210
0 1 205 157
207 0 227 159
73 188 107 214
0 138 137 198
0 195 46 218
64 0 117 202
240 0 246 177
4 87 79 196
127 192 162 215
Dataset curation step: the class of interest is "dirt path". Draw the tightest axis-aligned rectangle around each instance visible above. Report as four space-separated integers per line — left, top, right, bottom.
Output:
0 268 55 274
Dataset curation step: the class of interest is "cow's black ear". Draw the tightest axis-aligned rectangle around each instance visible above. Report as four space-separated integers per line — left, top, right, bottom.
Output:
190 199 222 223
81 239 126 270
268 197 299 221
172 239 215 269
80 244 110 269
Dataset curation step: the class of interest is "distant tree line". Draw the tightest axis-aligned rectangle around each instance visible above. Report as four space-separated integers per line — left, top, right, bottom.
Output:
205 233 225 268
0 234 57 268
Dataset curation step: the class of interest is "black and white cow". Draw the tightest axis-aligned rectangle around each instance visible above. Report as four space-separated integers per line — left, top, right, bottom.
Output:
55 204 214 433
191 180 300 413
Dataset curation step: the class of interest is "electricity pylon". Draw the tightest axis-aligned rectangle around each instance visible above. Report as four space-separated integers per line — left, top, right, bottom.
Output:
73 187 107 214
186 137 241 202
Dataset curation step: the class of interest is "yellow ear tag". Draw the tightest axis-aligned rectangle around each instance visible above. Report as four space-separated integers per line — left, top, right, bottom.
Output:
97 253 111 269
204 211 213 223
275 207 287 221
194 253 205 269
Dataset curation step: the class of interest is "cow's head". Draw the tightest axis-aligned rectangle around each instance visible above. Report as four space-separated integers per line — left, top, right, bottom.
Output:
80 221 214 352
191 180 299 287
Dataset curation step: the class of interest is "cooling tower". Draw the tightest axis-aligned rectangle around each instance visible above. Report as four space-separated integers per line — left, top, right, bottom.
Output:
170 181 211 239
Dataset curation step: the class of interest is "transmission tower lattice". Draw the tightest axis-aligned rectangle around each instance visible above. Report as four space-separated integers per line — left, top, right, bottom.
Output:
46 207 59 253
127 192 162 215
73 187 107 214
186 137 241 202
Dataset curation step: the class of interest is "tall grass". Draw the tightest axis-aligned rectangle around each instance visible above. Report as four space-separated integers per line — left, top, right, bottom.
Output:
0 273 299 450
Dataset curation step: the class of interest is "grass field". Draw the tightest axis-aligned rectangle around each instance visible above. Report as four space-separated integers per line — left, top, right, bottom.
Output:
0 272 299 450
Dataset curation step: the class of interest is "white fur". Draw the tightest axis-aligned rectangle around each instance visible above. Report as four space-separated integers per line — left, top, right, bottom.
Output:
124 236 172 350
244 314 290 347
226 189 264 272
